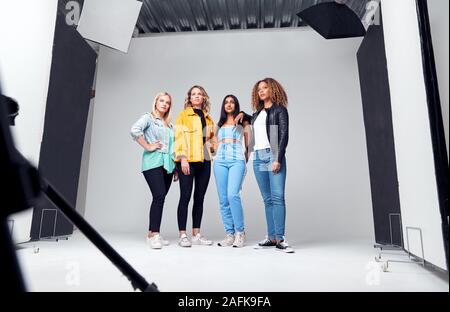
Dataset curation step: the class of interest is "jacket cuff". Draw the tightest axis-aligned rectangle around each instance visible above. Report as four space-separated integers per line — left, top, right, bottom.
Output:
277 151 285 163
240 111 252 123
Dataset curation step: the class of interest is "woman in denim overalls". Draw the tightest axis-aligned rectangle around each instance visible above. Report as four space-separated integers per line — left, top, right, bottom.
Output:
213 95 250 248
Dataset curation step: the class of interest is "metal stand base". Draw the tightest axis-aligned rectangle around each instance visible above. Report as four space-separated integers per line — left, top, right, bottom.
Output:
38 208 72 242
31 235 70 254
38 235 70 242
374 227 426 272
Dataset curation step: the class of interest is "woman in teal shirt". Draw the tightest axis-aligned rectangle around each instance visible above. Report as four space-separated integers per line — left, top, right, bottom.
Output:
131 92 178 249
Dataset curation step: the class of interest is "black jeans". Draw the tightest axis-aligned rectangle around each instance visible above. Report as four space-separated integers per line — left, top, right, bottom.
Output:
177 161 211 231
143 166 173 232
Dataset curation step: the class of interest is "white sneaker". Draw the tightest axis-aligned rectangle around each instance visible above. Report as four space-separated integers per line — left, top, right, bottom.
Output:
233 232 246 248
217 234 235 247
146 235 163 249
254 236 277 249
275 238 295 253
178 234 192 247
147 233 169 246
191 233 213 246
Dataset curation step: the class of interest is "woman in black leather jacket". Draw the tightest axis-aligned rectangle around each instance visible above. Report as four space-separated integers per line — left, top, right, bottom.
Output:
240 78 293 253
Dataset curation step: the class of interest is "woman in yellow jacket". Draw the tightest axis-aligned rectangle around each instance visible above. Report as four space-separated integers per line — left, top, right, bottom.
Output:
174 85 216 247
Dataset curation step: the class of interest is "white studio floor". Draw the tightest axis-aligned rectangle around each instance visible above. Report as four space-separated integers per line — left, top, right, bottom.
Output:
15 231 448 292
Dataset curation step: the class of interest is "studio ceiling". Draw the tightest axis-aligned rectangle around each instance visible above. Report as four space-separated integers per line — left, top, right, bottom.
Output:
136 0 371 34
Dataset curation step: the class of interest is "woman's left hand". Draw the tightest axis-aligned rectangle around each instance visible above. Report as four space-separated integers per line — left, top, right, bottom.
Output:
173 170 179 182
272 161 281 174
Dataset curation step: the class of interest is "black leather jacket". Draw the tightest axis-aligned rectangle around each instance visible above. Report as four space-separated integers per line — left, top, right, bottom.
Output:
242 104 289 163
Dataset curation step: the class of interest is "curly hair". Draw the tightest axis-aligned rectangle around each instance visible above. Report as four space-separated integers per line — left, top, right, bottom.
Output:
184 85 211 113
251 78 288 111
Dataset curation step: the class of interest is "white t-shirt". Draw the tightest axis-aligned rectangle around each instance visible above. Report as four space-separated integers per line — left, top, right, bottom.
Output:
253 110 271 150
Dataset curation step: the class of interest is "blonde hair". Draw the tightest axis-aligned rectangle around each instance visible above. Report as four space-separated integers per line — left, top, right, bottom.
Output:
152 92 172 125
184 85 211 113
251 78 288 111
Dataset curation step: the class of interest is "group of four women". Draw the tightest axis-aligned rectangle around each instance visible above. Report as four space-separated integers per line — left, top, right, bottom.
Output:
130 77 293 253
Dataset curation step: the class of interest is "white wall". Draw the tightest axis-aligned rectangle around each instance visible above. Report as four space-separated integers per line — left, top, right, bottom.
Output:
428 0 449 160
382 0 447 270
84 27 374 243
0 0 58 243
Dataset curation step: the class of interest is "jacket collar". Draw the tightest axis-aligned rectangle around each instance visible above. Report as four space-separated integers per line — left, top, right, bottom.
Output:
186 106 211 119
256 103 277 114
149 112 173 128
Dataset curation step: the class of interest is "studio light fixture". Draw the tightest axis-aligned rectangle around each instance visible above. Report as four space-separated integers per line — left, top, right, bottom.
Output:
296 0 366 39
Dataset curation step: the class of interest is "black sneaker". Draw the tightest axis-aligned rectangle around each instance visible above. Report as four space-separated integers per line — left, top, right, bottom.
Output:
276 240 295 253
254 237 277 249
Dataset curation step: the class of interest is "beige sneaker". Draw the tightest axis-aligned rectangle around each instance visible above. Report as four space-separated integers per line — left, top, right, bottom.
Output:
191 233 213 246
233 232 246 248
217 234 235 247
178 234 192 247
146 235 163 249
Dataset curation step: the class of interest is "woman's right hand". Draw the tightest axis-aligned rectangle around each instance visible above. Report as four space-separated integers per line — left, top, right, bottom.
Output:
181 158 190 175
146 140 162 152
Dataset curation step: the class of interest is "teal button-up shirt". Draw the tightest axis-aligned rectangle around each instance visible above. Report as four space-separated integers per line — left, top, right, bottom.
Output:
131 113 175 173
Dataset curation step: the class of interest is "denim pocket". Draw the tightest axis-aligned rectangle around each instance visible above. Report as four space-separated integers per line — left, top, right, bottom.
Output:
257 149 272 161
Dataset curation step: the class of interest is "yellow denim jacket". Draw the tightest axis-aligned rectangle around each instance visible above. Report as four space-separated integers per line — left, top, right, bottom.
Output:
174 107 216 162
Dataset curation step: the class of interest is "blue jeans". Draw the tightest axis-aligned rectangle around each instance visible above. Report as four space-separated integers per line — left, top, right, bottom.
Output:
253 148 287 241
213 159 246 234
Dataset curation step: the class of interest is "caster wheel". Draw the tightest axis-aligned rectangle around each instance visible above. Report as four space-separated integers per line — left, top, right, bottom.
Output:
33 247 40 254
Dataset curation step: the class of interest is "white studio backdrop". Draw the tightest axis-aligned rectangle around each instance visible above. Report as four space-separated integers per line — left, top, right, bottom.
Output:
83 27 374 243
382 0 447 270
0 0 58 243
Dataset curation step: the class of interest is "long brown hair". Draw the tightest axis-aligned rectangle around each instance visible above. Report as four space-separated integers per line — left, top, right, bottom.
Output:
184 85 211 113
251 78 288 111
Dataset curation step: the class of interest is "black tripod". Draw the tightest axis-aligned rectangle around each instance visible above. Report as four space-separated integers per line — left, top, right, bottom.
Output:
0 90 158 292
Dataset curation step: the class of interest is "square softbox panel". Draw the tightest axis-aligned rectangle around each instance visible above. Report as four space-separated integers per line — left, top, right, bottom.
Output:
77 0 142 53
